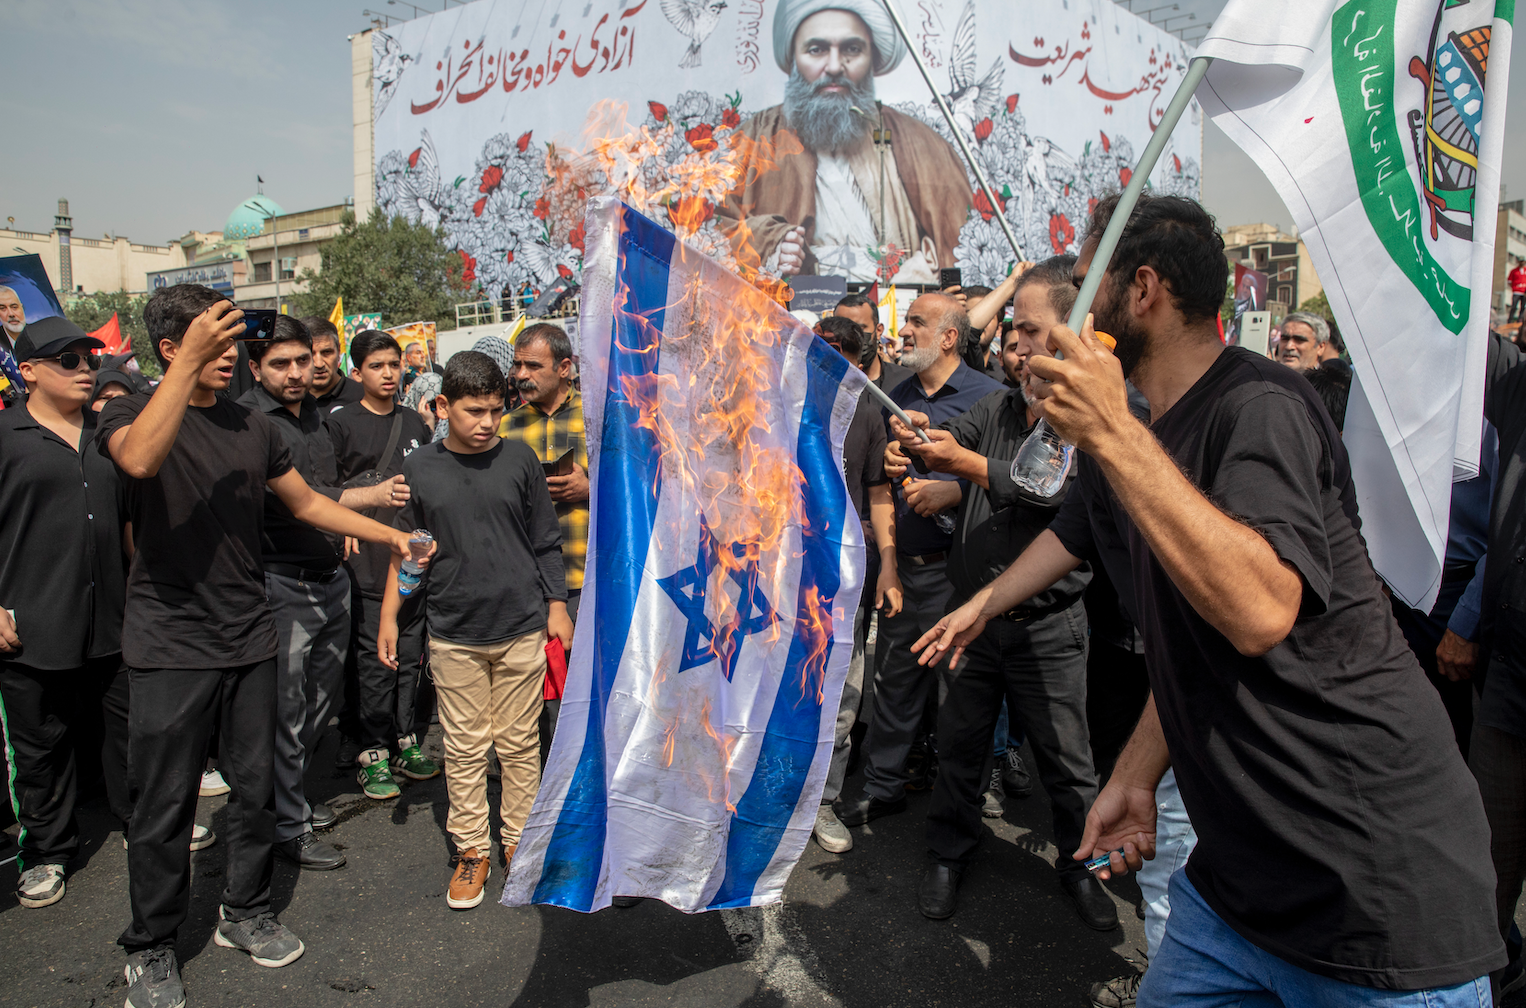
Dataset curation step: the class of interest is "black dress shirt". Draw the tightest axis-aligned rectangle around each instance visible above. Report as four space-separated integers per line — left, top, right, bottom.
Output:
314 376 366 414
0 406 125 668
236 385 345 571
939 387 1090 610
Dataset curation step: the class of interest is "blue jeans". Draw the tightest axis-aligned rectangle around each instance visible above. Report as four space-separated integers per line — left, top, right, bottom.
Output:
1140 768 1197 959
1141 869 1491 1007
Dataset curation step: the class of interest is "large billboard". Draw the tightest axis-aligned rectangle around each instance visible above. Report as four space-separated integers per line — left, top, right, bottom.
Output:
369 0 1199 299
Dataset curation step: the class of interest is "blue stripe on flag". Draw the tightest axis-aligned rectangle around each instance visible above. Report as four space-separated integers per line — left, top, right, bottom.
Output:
532 206 675 909
709 338 852 908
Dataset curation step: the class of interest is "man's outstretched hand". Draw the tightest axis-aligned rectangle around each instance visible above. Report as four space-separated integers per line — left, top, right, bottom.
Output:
911 591 991 668
1073 779 1158 880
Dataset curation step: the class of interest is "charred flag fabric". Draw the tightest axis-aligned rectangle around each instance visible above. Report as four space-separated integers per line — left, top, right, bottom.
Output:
501 197 867 912
1196 0 1513 610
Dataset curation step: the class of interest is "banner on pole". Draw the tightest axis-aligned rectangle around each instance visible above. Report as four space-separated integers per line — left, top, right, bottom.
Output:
369 0 1200 299
1197 0 1514 609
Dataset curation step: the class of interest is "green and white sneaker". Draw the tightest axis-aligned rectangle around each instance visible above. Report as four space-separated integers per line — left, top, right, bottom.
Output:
16 863 65 908
391 734 441 780
124 947 185 1008
356 747 400 800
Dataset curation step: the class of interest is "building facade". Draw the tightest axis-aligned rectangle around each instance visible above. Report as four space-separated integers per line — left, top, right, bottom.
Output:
1221 222 1325 318
1492 200 1526 316
3 199 183 296
234 203 350 310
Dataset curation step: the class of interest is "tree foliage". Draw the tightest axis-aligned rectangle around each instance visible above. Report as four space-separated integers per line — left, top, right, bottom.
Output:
1298 290 1332 321
63 289 161 378
291 209 471 328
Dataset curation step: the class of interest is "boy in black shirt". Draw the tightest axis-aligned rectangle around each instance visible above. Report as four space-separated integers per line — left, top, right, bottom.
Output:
327 330 437 798
380 351 570 911
916 196 1500 1002
99 285 427 1008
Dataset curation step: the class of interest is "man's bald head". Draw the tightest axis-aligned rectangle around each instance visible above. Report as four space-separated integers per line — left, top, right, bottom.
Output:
899 292 970 373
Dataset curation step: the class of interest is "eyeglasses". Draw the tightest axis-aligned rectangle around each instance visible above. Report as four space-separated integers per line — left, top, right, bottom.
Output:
37 352 102 371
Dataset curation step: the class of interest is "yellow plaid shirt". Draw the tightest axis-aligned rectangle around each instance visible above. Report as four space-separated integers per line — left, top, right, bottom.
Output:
498 389 588 590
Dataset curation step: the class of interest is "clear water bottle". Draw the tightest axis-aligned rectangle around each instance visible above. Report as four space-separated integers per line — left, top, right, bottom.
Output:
934 512 957 535
397 529 433 597
1008 330 1115 499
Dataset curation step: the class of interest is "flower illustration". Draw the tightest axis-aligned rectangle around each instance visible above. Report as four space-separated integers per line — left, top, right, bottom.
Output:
649 101 669 123
472 197 488 217
459 250 477 285
479 165 504 192
516 131 533 153
1049 213 1075 255
974 118 993 143
1005 94 1019 114
721 107 741 129
1119 167 1133 187
685 123 718 153
973 188 1006 222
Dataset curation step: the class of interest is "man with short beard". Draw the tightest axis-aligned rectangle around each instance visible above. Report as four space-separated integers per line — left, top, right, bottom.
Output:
717 0 971 282
0 285 28 408
298 317 364 413
885 258 1109 929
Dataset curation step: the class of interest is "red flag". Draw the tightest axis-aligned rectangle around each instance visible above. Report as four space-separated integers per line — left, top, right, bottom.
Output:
90 313 129 357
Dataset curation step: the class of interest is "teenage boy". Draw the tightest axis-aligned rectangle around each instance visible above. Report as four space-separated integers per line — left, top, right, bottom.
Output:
327 329 438 798
99 284 427 1008
381 350 572 910
0 317 132 909
238 317 409 870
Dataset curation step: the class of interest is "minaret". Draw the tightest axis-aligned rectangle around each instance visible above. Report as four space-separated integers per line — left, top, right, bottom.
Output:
55 198 74 294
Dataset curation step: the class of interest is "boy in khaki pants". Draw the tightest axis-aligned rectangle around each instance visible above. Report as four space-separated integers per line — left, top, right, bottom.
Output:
379 351 572 910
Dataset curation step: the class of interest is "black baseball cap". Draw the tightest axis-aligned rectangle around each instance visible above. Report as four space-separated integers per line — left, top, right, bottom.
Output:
14 316 105 361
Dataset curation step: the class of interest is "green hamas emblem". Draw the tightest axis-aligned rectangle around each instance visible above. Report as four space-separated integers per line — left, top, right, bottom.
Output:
1333 0 1471 333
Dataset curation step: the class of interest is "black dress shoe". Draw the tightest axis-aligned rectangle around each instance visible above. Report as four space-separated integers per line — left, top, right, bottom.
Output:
611 896 641 908
310 803 337 830
275 830 347 870
919 864 961 919
835 794 908 827
1062 875 1120 931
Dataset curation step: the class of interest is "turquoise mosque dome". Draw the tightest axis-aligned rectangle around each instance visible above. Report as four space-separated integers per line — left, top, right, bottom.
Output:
224 195 284 240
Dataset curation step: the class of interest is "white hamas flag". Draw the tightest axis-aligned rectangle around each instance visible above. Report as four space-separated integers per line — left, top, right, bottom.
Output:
1196 0 1513 610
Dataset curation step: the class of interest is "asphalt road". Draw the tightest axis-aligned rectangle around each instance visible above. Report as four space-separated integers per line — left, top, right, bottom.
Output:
0 726 1153 1008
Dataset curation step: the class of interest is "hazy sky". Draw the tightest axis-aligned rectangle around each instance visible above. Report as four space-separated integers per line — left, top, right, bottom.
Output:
5 0 1524 244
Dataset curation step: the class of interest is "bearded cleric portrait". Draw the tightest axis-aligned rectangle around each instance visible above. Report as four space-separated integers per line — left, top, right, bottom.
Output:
717 0 973 283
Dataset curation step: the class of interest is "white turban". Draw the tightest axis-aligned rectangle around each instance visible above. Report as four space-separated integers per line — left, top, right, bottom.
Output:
773 0 906 76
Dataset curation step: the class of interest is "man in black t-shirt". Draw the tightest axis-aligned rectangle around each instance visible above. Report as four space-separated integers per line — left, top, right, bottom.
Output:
917 196 1500 1003
326 330 436 799
98 284 426 1008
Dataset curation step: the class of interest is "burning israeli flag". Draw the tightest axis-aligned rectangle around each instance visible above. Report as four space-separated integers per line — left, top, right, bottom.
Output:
502 197 866 912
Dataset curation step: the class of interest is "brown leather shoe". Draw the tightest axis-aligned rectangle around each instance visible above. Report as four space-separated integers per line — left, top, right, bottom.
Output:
447 849 490 910
501 843 517 871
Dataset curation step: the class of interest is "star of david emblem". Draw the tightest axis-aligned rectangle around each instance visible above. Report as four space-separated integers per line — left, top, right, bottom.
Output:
656 512 780 681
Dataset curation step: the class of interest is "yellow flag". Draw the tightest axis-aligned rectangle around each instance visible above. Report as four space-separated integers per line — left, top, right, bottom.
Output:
878 286 898 347
328 296 344 331
505 314 528 346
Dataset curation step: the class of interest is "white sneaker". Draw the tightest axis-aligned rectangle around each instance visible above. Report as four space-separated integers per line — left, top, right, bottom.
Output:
813 804 853 853
16 863 66 908
123 824 217 851
200 768 230 797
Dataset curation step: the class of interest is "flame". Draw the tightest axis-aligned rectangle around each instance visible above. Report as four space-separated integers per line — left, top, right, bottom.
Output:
698 697 740 813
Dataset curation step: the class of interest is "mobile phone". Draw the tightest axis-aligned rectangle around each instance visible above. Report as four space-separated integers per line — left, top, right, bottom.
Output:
236 308 280 341
939 267 963 290
542 447 576 477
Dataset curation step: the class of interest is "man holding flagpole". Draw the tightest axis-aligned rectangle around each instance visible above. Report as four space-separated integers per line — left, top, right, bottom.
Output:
917 192 1501 1005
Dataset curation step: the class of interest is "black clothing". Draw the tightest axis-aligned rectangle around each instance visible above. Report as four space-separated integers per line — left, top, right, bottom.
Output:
842 391 889 518
1391 587 1475 759
0 656 130 867
396 440 566 646
342 590 426 750
871 357 913 393
326 403 432 598
925 602 1093 879
119 661 277 952
98 393 293 670
235 386 344 572
1049 346 1500 989
1478 333 1526 738
314 376 365 414
0 406 125 669
939 388 1089 609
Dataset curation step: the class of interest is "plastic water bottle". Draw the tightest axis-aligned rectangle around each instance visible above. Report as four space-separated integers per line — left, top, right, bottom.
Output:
397 529 433 597
1008 330 1116 499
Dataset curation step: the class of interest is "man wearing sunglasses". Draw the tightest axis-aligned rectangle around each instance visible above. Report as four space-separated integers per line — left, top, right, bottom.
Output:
0 316 133 912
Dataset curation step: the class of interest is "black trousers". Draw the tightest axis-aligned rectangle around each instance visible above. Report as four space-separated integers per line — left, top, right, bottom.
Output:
1085 640 1150 785
1391 579 1475 760
0 656 130 868
341 590 426 751
119 661 277 952
1512 292 1526 322
925 602 1097 880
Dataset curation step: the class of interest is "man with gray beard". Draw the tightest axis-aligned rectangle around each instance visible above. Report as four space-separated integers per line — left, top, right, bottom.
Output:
884 258 1111 930
0 285 28 408
716 0 971 283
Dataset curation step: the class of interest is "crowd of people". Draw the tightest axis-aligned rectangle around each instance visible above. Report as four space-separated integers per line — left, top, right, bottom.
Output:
3 189 1526 1008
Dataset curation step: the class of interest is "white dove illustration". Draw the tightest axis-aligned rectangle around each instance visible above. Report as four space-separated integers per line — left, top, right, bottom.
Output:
372 31 415 117
662 0 728 69
943 1 1004 140
402 130 446 232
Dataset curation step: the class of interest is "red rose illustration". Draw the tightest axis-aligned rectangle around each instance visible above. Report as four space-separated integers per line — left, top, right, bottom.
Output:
1099 130 1111 153
408 147 422 168
685 123 718 153
472 197 488 217
533 197 550 220
479 165 504 192
1119 167 1133 187
649 101 669 123
516 131 533 153
1049 213 1075 256
973 188 1006 222
668 196 715 232
973 118 993 143
721 107 741 129
556 264 573 280
1005 94 1019 114
1172 154 1182 173
568 221 586 252
505 250 515 264
459 250 477 284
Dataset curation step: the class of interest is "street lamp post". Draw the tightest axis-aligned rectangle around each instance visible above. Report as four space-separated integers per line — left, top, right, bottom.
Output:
242 200 282 312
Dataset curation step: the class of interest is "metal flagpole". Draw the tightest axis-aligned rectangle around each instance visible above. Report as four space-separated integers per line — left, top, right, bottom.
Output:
881 0 1025 264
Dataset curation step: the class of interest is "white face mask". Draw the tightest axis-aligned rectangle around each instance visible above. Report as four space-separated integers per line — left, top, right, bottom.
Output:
2 319 23 336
